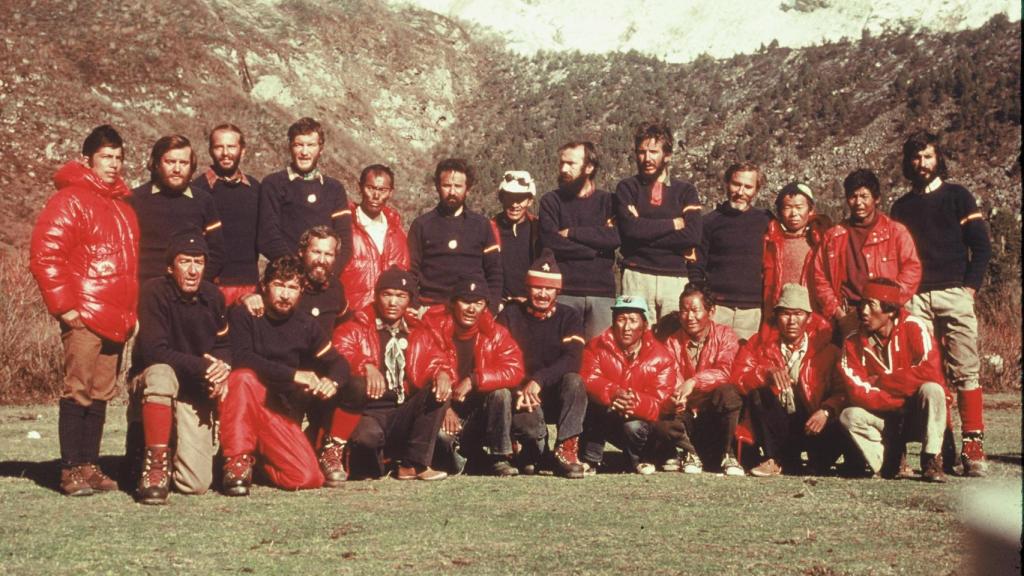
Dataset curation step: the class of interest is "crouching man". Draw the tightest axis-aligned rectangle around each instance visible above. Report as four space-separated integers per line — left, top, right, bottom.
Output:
581 296 676 475
408 276 525 476
331 267 448 481
134 234 231 504
220 256 350 495
839 278 950 482
498 249 587 478
732 284 853 477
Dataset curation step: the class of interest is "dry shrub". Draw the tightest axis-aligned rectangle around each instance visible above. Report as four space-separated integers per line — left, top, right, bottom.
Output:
0 252 62 403
976 281 1022 392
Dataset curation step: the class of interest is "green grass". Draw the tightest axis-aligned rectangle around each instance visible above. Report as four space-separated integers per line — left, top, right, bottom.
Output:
0 396 1020 575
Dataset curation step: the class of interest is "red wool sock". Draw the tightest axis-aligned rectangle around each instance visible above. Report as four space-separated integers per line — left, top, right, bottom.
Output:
957 388 985 435
142 402 173 447
329 408 361 441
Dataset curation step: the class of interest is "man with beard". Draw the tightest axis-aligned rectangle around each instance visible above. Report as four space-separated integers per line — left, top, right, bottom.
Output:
690 162 772 340
190 124 262 306
498 250 587 478
615 121 702 322
539 141 621 340
407 276 524 476
259 117 353 273
133 234 231 504
220 256 349 494
890 131 993 477
408 158 503 312
130 135 226 283
812 169 921 341
492 170 540 306
340 164 409 317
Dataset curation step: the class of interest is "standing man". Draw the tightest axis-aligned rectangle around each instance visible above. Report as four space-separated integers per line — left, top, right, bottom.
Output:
498 250 587 478
616 121 702 322
130 135 225 283
539 141 621 340
259 117 353 272
191 123 262 306
691 162 772 340
492 170 540 307
812 169 921 340
340 164 409 317
408 158 503 311
133 234 231 504
891 131 993 476
30 125 139 496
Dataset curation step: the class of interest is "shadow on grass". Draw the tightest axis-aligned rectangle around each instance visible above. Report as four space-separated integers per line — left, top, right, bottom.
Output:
988 453 1022 466
0 455 130 494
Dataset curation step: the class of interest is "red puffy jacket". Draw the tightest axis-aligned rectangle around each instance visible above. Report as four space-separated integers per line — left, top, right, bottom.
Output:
339 203 409 316
332 303 421 393
662 322 739 408
405 305 523 393
30 161 139 342
581 329 676 422
839 310 948 412
732 314 846 415
761 215 830 321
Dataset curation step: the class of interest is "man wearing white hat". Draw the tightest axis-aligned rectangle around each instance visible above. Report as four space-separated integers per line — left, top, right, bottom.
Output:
492 170 540 307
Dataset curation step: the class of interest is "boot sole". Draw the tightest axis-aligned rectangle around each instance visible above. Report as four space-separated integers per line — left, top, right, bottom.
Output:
223 486 250 497
139 497 169 505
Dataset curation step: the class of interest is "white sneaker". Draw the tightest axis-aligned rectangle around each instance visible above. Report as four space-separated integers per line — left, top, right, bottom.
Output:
635 462 656 475
682 451 703 474
721 455 745 477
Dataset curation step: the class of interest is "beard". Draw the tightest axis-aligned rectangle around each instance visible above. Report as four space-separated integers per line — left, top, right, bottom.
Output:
157 172 191 194
211 156 240 178
558 171 588 194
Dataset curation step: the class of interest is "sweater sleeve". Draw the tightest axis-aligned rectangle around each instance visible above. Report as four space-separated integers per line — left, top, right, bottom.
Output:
330 183 353 270
256 176 291 261
648 186 703 251
229 307 296 394
407 218 424 277
956 190 992 291
614 180 676 242
483 219 504 313
531 309 585 388
310 323 350 386
138 283 208 381
201 195 226 281
569 197 621 251
539 194 596 261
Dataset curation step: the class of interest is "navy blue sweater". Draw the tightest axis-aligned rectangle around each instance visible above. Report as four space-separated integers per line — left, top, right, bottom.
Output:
190 170 261 286
498 302 584 388
257 169 353 269
615 175 702 276
538 187 620 297
691 202 771 308
493 213 539 299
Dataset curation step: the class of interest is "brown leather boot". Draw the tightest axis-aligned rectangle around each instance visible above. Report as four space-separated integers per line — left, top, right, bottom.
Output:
61 466 94 497
921 453 948 483
137 446 170 505
318 438 347 487
553 436 584 479
223 454 254 496
80 463 118 492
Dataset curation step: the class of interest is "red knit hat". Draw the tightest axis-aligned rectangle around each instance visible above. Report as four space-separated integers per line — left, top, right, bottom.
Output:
525 248 562 289
862 279 901 305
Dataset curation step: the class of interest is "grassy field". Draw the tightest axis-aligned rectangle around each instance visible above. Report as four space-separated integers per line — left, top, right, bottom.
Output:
0 396 1019 575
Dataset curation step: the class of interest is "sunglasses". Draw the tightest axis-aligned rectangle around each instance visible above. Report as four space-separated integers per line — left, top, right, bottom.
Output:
503 173 533 187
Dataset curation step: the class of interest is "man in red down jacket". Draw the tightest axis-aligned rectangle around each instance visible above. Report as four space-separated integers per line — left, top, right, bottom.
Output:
406 276 525 476
733 284 854 477
838 278 950 482
580 296 676 475
339 164 409 317
29 125 140 496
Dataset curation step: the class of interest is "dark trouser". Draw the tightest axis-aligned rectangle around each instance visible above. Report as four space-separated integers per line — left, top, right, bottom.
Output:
747 387 855 472
511 373 588 460
581 403 654 469
436 388 513 460
651 384 742 470
348 389 448 477
58 398 108 467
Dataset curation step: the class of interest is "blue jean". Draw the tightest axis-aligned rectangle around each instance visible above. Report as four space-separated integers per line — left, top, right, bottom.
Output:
581 403 653 469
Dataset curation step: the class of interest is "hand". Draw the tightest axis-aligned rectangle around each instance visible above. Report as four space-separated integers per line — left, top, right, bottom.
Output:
313 377 339 399
611 389 637 415
516 380 542 412
768 368 793 393
433 371 453 402
60 309 85 329
364 364 387 400
627 205 640 218
203 354 231 399
452 377 473 403
965 287 976 299
672 217 685 230
804 409 829 435
442 408 462 436
294 370 320 390
242 293 265 318
833 308 846 321
558 228 569 238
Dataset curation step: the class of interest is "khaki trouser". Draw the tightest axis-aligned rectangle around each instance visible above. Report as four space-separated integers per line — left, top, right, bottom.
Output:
621 268 688 324
61 325 123 407
712 305 761 341
131 364 218 494
905 287 980 391
840 382 946 473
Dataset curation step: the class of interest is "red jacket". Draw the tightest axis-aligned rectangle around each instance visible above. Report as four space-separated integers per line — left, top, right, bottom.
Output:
662 322 739 408
30 161 140 342
840 310 948 412
811 214 921 319
761 215 830 320
331 303 422 393
732 314 846 414
405 305 523 393
339 203 409 316
581 329 676 422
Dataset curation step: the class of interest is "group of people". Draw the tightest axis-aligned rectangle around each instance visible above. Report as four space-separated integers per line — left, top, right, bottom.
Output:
28 117 992 504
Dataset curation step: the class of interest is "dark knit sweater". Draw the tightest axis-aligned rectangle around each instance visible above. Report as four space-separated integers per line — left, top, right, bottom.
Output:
498 302 584 388
299 278 346 336
135 276 230 400
692 202 771 308
890 180 992 292
538 187 620 297
129 183 226 283
190 170 261 285
492 213 539 299
257 169 353 269
615 175 702 276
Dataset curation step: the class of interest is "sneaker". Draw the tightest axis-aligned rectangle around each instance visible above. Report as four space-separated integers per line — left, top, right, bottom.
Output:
223 454 255 496
635 462 656 475
721 455 745 477
921 453 948 483
581 461 599 477
80 463 118 492
491 457 520 477
60 466 94 497
750 458 782 477
137 447 170 505
318 438 347 487
682 451 703 474
553 436 584 479
661 451 682 473
961 434 989 477
397 465 448 481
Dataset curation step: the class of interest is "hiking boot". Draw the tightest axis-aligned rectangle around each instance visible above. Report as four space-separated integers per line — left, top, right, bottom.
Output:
721 455 745 477
893 453 917 480
80 463 118 492
60 466 94 497
750 458 783 478
318 438 347 487
681 451 703 474
961 434 989 477
137 446 170 505
397 464 448 481
921 453 948 483
223 454 254 496
635 462 656 475
490 456 520 477
553 436 584 479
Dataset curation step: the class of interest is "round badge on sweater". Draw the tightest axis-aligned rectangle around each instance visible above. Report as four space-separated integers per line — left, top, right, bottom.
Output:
448 239 458 249
307 194 318 204
311 307 321 317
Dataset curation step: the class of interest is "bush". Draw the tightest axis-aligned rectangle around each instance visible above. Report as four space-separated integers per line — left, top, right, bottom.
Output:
0 252 63 404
